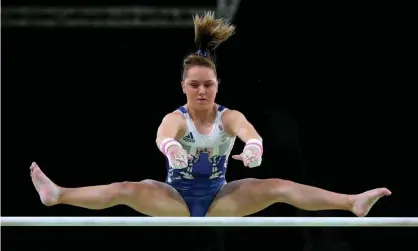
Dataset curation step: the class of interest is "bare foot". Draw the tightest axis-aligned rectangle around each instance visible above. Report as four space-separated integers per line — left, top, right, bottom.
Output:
30 162 61 206
351 188 391 217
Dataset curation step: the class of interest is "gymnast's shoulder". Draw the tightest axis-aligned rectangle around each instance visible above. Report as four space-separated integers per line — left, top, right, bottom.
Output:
221 109 247 125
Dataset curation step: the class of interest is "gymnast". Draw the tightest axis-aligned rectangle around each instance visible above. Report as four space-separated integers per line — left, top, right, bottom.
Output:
30 12 391 217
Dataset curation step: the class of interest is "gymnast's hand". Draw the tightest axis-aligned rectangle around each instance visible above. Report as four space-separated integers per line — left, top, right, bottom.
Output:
166 145 191 169
232 143 262 168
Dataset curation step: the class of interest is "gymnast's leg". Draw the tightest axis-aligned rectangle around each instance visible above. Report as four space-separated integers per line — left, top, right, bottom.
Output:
206 178 391 217
30 162 189 216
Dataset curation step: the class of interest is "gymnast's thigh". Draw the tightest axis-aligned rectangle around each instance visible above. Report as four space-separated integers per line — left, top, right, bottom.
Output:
122 179 190 217
206 178 279 216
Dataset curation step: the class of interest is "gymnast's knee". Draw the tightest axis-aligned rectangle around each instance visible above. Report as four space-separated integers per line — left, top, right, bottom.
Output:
108 179 155 204
262 178 295 201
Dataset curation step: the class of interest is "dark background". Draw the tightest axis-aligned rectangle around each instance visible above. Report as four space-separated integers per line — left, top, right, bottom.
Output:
2 0 417 250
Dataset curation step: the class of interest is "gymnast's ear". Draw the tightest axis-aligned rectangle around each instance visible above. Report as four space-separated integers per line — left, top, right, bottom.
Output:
181 81 186 93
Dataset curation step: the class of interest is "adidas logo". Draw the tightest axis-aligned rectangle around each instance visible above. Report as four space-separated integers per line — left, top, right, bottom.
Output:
182 132 195 143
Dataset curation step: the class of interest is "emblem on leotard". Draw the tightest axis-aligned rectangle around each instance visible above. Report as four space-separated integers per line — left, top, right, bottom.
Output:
174 148 225 180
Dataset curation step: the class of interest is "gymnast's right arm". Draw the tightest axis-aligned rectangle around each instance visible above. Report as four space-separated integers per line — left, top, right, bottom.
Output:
156 113 188 168
156 112 185 149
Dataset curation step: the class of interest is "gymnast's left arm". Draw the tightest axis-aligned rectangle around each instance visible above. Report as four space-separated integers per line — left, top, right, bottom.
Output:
222 110 263 168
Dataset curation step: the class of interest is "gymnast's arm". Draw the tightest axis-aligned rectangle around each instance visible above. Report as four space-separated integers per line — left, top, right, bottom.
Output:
222 110 263 144
156 112 187 152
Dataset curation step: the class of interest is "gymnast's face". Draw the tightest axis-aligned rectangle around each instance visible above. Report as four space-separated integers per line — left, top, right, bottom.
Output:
182 66 218 108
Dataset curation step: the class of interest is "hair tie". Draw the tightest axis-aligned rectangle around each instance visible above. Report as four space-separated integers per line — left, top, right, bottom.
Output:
196 49 208 57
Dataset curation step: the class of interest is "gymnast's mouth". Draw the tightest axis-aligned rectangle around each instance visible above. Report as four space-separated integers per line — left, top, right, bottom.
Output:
197 98 207 101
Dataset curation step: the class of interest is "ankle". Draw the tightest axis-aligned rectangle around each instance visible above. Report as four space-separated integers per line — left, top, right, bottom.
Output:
56 186 64 204
347 194 356 211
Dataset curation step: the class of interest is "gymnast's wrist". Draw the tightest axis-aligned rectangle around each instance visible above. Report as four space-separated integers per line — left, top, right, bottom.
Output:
159 138 182 156
244 139 263 155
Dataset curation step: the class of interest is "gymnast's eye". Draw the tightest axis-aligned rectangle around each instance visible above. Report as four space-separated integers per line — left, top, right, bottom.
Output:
188 81 199 88
204 82 215 88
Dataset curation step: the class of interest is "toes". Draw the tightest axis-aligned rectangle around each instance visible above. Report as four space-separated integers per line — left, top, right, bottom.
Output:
377 188 391 196
383 188 392 196
30 162 38 171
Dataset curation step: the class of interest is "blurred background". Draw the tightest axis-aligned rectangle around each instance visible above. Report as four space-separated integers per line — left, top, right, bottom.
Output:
2 0 417 251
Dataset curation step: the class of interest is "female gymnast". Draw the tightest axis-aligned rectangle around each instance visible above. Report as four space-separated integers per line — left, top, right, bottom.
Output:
30 12 391 217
